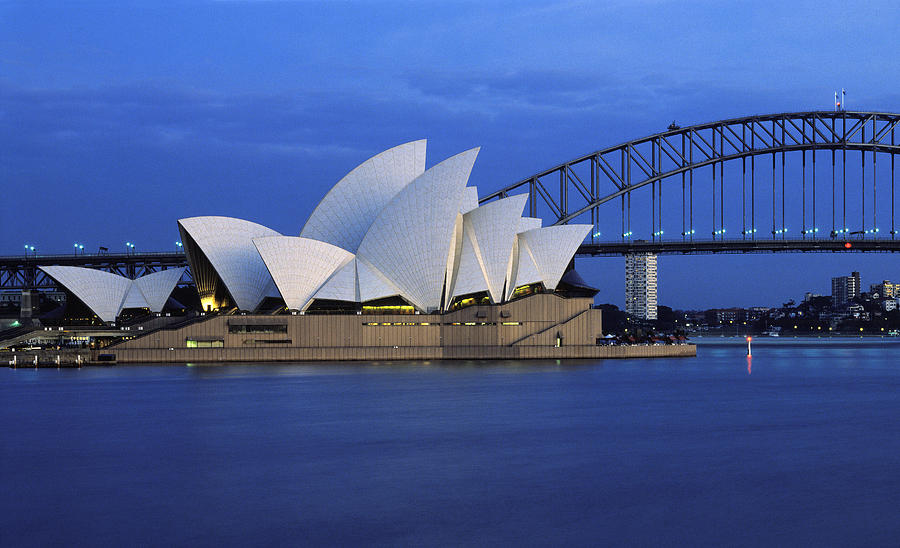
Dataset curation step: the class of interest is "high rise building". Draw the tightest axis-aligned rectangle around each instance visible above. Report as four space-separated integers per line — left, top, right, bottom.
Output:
870 280 898 299
831 271 860 306
625 253 657 320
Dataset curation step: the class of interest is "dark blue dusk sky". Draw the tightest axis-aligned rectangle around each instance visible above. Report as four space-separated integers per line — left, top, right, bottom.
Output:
2 1 899 309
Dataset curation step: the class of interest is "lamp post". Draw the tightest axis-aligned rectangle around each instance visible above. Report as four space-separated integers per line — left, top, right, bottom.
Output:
24 244 35 257
125 242 135 255
175 241 183 251
74 243 84 255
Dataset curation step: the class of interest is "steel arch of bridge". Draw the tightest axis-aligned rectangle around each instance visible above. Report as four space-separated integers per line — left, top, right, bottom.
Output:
480 111 900 253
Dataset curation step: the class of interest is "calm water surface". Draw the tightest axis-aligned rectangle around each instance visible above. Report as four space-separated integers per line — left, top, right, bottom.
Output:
2 339 900 546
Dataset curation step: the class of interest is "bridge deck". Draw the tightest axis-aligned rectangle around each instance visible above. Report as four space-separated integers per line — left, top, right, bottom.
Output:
578 239 900 256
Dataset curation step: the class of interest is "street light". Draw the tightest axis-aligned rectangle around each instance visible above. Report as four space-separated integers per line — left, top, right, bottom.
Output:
125 242 135 254
175 241 183 250
74 243 84 255
24 244 35 256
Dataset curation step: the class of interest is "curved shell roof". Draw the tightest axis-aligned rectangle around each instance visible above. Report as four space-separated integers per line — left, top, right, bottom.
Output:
134 268 186 312
40 266 185 322
461 194 528 302
253 236 354 311
300 140 427 253
39 266 133 322
449 227 489 299
518 224 591 290
313 258 358 302
507 238 542 298
121 284 151 310
178 216 281 311
357 257 403 303
358 148 479 312
459 186 479 214
519 217 542 232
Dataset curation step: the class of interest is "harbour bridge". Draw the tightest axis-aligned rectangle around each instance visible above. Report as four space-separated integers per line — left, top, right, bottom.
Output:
482 110 900 255
2 110 899 292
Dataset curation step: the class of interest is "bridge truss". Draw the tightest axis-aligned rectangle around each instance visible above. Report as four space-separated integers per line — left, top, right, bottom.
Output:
5 111 900 292
480 111 900 255
0 252 190 291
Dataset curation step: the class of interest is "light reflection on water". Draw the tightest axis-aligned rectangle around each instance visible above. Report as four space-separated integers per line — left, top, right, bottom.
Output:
3 340 900 546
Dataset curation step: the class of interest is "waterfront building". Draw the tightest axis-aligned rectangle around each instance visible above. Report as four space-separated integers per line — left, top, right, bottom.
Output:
176 141 591 315
831 271 861 307
870 280 899 299
25 141 649 362
625 253 657 320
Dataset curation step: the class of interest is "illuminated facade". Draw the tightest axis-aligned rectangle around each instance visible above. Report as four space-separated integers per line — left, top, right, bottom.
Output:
179 141 592 315
40 141 592 325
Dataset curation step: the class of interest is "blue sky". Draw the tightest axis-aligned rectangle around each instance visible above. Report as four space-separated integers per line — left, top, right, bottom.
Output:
2 0 899 309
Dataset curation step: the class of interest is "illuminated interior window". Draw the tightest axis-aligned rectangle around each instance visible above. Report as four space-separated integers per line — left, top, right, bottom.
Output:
228 324 288 334
186 339 224 348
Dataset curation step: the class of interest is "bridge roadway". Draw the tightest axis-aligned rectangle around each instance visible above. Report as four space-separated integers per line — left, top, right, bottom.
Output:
0 252 189 291
577 238 900 256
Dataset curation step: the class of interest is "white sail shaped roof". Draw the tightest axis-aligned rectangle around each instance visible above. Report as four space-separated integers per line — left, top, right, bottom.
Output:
134 268 186 312
178 216 281 311
460 186 479 214
313 259 358 302
450 228 490 298
39 266 134 322
507 238 542 299
518 224 592 290
461 195 528 302
356 257 403 303
253 236 354 311
300 140 427 253
519 217 542 232
357 148 479 312
41 266 187 322
121 284 151 310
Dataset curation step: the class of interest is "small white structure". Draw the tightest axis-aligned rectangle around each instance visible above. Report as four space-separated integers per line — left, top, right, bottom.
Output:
40 266 186 323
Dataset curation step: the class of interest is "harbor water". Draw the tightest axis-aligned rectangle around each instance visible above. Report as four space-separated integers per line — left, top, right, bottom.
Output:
2 338 900 546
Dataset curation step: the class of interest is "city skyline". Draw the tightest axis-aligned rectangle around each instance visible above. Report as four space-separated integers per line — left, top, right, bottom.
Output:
3 1 899 309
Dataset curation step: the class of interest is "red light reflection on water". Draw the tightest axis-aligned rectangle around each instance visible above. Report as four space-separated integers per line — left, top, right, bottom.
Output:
747 354 752 375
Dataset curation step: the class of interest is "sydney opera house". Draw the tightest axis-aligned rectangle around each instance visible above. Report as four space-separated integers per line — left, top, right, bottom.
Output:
35 141 684 361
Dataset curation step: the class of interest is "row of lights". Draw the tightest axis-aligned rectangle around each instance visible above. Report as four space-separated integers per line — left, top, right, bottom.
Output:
597 225 892 240
24 241 185 256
